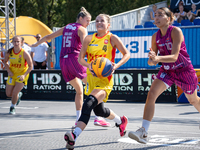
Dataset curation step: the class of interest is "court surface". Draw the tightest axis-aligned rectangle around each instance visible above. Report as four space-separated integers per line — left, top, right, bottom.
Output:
0 99 200 150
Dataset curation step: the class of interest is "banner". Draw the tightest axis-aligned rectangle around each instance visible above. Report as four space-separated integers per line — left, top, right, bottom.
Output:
170 0 200 12
0 70 177 102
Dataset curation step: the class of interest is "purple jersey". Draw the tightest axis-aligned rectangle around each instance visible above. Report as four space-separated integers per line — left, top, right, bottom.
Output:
156 25 192 71
60 23 82 58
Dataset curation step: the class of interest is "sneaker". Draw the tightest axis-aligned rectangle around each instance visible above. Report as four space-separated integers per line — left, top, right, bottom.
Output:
9 107 15 115
128 127 148 144
115 116 128 137
94 117 111 127
64 132 75 150
16 92 23 106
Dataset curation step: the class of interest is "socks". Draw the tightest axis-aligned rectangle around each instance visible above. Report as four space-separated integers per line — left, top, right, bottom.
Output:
142 119 150 132
112 115 122 125
73 127 82 141
76 110 81 121
11 103 16 108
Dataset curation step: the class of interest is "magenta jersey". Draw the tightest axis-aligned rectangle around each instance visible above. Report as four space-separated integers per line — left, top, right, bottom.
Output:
60 23 82 58
156 25 192 71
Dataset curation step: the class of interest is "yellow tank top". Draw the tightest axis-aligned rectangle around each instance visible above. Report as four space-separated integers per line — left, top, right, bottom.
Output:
9 48 28 78
86 31 116 75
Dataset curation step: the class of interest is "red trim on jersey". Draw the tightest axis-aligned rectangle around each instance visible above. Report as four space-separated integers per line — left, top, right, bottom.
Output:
13 48 22 55
95 31 109 39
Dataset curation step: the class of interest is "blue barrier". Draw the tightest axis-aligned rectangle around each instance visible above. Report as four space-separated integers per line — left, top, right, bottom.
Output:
54 26 200 69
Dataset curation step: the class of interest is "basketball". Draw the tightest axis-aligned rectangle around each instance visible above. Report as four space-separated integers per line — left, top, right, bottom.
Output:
91 57 113 78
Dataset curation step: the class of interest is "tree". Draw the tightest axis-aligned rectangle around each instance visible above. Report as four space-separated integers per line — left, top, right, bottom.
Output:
15 0 166 29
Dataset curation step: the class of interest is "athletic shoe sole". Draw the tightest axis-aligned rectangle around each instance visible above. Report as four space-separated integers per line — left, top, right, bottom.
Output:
128 131 147 144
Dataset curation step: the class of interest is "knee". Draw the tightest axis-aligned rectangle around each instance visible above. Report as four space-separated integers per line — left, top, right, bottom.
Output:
79 95 98 124
93 106 110 118
146 91 157 103
187 98 199 106
6 91 12 97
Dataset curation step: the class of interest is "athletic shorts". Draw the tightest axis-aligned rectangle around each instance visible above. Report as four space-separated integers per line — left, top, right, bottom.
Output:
60 53 87 82
85 74 113 102
156 65 198 95
7 74 29 86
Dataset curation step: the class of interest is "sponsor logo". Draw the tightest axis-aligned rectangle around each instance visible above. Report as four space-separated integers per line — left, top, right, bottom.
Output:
33 73 62 90
89 44 98 46
104 39 108 44
66 25 76 30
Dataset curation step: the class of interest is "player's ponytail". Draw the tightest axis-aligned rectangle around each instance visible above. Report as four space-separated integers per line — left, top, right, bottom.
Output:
77 7 91 20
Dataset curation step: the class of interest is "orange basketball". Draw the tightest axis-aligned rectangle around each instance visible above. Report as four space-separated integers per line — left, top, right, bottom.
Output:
91 57 113 78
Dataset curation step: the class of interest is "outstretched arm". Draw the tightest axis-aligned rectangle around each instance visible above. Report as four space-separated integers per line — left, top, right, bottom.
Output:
31 27 64 47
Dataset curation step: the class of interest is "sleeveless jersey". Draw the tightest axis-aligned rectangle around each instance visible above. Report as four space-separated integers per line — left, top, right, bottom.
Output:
9 48 28 78
86 32 116 75
191 10 197 14
156 25 192 71
60 23 82 58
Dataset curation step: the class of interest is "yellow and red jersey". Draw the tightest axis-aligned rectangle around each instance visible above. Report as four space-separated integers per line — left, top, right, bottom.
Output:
9 48 28 79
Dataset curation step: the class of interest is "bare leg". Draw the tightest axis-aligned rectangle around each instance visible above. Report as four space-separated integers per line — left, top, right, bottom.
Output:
69 77 84 111
185 90 200 112
143 79 167 121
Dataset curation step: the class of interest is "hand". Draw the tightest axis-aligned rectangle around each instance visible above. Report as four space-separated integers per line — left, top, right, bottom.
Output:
8 71 13 77
30 43 38 47
33 61 37 66
148 48 158 62
89 61 95 76
19 75 25 81
42 61 46 66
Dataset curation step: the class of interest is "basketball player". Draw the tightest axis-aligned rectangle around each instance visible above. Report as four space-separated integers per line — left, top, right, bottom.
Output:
128 7 200 144
64 13 130 149
5 35 33 114
31 7 110 127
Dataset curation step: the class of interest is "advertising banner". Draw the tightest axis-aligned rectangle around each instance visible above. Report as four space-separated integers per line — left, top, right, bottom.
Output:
0 70 177 102
170 0 200 13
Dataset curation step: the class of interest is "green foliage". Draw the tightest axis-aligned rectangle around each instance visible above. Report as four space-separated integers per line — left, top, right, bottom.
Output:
15 0 166 29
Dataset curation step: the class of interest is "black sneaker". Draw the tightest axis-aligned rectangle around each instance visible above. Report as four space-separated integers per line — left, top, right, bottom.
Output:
9 107 15 115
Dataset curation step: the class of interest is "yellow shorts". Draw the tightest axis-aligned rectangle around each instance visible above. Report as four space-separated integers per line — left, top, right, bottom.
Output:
85 74 113 102
7 74 29 86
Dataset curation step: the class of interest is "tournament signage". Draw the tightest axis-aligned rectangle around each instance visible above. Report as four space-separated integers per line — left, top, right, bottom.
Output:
170 0 200 12
0 70 176 102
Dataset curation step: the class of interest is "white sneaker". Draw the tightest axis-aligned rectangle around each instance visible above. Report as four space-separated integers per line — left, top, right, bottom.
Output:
128 127 148 144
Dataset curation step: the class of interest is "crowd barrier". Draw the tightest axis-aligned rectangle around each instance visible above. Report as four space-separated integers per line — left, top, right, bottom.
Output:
0 69 176 102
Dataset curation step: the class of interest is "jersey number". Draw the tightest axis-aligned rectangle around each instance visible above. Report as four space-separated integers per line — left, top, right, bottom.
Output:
63 36 72 47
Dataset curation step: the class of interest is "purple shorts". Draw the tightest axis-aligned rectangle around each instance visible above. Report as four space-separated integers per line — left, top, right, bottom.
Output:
60 53 87 82
157 65 198 94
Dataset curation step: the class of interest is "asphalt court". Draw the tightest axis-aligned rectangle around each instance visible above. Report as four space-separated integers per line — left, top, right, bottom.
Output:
0 100 200 150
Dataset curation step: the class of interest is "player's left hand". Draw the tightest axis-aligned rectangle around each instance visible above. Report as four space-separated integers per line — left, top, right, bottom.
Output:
19 75 25 81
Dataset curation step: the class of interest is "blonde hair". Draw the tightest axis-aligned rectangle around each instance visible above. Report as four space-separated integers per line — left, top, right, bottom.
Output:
77 7 91 20
97 14 111 23
7 35 22 54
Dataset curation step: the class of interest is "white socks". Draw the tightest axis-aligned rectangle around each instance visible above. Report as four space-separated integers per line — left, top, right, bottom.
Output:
76 110 81 122
142 119 150 132
11 103 16 108
112 115 122 125
73 127 82 141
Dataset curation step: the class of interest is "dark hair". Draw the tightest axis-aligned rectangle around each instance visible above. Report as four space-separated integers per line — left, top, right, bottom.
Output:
158 7 175 24
77 7 91 20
